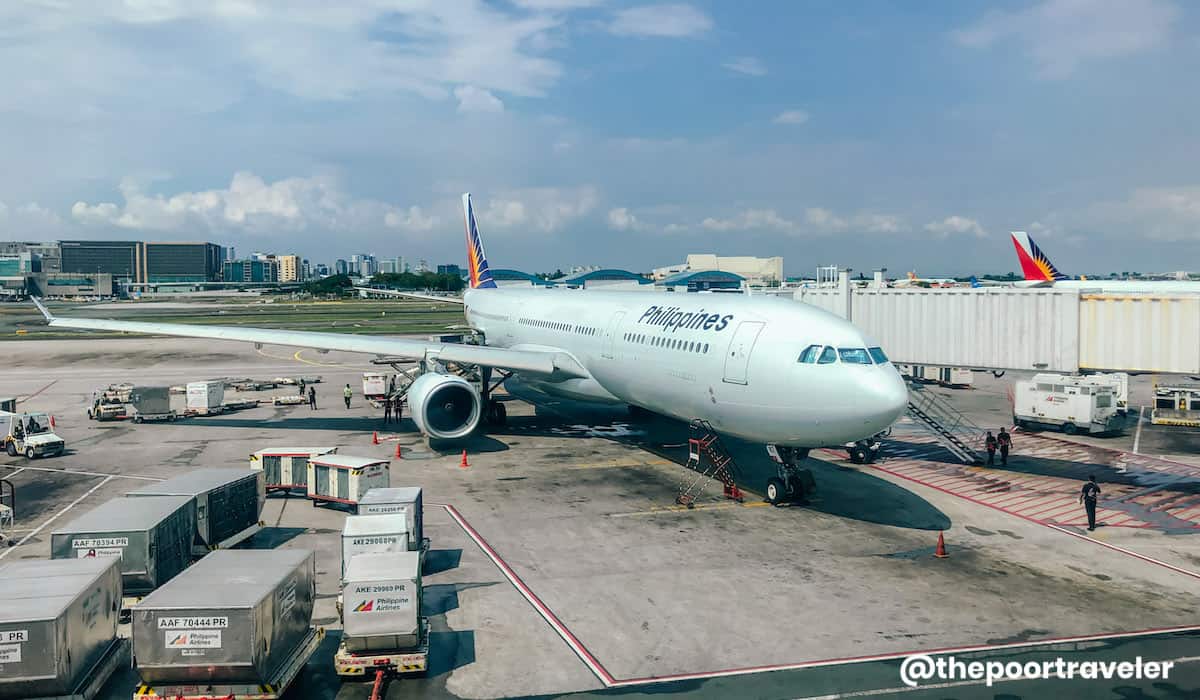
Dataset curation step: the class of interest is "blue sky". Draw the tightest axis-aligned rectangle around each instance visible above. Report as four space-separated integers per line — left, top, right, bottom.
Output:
0 0 1197 276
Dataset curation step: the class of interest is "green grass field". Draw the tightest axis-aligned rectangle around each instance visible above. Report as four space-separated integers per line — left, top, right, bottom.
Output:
0 298 467 340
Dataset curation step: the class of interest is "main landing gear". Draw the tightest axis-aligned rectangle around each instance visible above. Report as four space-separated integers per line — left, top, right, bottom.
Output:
480 366 508 427
765 445 816 506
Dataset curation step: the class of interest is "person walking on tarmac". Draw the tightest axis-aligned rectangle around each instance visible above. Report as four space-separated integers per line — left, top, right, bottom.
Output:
308 385 317 411
1080 475 1101 531
984 431 997 466
383 396 393 425
997 427 1012 466
343 383 353 409
298 378 306 397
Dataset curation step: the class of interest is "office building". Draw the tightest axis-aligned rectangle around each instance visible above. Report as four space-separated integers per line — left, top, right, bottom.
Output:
278 254 300 282
335 259 349 276
141 242 223 283
222 258 279 283
59 240 140 280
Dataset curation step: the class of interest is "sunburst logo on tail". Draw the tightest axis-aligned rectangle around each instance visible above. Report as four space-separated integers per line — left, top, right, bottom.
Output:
462 193 497 289
1011 231 1067 281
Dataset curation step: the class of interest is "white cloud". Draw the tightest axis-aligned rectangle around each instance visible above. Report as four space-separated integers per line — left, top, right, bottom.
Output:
773 110 810 125
608 4 713 38
479 186 600 233
702 208 798 233
513 0 605 8
0 201 64 233
454 85 505 114
70 172 436 235
952 0 1178 78
1103 185 1200 240
607 207 641 231
722 57 767 76
701 206 904 236
924 215 987 238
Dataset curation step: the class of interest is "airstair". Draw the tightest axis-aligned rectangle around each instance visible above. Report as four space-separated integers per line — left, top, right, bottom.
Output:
676 420 744 507
906 388 985 464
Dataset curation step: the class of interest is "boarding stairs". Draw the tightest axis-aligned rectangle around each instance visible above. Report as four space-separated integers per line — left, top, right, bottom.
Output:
906 387 986 465
676 420 744 507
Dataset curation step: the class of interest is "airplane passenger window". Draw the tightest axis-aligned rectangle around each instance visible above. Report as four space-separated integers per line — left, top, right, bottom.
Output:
798 345 821 363
818 346 838 364
838 348 872 365
868 347 889 364
703 343 709 353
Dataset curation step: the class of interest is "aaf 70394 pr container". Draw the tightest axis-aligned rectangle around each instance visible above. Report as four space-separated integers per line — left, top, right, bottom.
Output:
131 549 316 686
250 446 338 493
341 552 422 653
50 495 195 597
357 487 423 549
307 455 390 508
126 469 265 554
0 558 122 699
341 514 408 578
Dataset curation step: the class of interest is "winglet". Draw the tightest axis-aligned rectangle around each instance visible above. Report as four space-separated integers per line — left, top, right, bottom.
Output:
30 296 55 323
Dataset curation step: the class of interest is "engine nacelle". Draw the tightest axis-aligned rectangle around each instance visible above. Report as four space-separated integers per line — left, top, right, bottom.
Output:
407 372 482 440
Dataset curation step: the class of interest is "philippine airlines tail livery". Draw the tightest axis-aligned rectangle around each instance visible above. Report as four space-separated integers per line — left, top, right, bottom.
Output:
1010 231 1200 293
34 193 909 502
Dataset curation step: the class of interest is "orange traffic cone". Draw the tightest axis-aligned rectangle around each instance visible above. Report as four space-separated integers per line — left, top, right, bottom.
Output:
394 442 403 459
372 431 380 445
934 532 949 559
459 450 470 469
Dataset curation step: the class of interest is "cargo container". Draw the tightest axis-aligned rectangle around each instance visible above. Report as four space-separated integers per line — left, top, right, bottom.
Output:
307 455 390 508
128 386 175 423
341 552 422 651
1014 376 1122 435
50 495 195 597
357 487 424 550
0 557 126 700
131 549 317 689
185 381 224 412
361 372 389 400
126 469 265 554
1151 384 1200 427
249 446 337 493
341 514 408 578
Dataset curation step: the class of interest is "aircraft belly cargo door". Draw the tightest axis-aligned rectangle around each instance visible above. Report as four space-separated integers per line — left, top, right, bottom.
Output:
723 321 765 384
602 311 626 359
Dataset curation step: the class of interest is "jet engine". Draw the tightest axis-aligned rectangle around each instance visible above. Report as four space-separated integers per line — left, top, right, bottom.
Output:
407 372 482 440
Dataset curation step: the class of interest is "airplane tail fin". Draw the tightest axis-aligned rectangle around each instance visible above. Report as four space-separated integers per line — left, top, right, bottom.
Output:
1010 231 1067 282
462 193 497 289
969 276 982 288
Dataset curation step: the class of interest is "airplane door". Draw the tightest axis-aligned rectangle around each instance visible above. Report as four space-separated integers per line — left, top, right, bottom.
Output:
723 321 765 385
602 311 626 359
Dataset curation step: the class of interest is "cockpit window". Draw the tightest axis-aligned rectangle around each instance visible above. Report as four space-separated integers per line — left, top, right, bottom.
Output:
798 345 822 363
868 347 889 364
817 346 838 364
839 348 872 365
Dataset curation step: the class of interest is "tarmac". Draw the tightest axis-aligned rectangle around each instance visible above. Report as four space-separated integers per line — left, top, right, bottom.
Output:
1 337 1198 699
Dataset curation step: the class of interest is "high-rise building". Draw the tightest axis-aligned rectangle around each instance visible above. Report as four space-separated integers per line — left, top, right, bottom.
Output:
416 259 429 273
315 263 330 277
278 254 300 282
141 242 223 282
301 259 310 281
222 259 279 283
226 246 236 261
59 241 141 280
378 259 397 274
335 259 349 276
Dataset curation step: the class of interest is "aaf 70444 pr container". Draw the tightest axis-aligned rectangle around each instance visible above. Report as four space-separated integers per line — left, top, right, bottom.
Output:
307 455 390 508
0 558 122 699
250 446 337 493
186 381 224 411
341 552 422 653
341 514 408 578
126 469 265 554
131 549 316 685
357 488 423 549
50 495 195 596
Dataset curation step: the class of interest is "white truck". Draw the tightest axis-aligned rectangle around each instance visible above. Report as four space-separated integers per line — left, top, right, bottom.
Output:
1014 375 1122 435
1 410 66 458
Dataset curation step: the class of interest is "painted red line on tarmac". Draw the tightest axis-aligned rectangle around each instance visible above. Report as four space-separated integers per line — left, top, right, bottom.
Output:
1022 499 1080 519
1104 514 1139 527
870 463 1200 581
1002 493 1065 512
924 474 968 487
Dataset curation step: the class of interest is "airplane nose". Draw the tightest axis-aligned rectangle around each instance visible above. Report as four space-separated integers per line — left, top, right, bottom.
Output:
861 368 909 432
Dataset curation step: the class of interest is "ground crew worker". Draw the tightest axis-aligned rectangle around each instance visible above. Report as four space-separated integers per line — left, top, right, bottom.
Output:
1080 475 1101 531
298 379 306 396
393 396 402 423
383 397 393 425
984 431 997 466
997 427 1012 466
308 385 317 411
343 383 353 409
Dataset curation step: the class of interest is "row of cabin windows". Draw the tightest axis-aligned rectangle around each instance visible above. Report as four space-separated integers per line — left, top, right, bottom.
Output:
623 332 711 354
519 318 598 336
797 345 890 365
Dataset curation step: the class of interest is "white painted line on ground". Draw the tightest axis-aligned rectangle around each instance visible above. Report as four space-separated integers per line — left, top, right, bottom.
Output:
0 475 115 560
1133 405 1146 454
1 467 28 479
6 464 163 481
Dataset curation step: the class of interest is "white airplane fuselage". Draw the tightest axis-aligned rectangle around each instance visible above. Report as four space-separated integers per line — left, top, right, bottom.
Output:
464 287 908 448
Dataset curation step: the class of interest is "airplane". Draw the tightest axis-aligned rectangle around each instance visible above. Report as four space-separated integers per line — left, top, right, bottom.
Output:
31 194 909 504
1012 231 1200 293
893 271 958 288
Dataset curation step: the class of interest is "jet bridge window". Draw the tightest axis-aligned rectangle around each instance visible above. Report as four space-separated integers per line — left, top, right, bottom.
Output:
817 346 838 364
868 347 889 364
838 348 872 365
798 345 822 363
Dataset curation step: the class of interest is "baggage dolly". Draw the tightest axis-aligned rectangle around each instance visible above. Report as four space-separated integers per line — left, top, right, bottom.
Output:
333 619 429 678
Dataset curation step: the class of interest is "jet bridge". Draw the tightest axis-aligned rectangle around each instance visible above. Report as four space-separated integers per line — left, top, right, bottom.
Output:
795 273 1200 374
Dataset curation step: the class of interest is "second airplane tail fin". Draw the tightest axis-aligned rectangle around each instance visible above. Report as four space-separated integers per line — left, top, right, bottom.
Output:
1010 231 1067 282
462 193 498 290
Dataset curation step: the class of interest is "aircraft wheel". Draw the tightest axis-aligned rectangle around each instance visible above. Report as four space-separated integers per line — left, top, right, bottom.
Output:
766 478 787 505
849 445 869 464
492 402 506 426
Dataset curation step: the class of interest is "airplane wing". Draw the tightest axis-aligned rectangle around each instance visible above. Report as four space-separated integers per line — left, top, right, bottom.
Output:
353 287 464 304
30 297 586 379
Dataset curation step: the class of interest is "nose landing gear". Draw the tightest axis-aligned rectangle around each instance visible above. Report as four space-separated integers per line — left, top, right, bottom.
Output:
765 445 816 505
